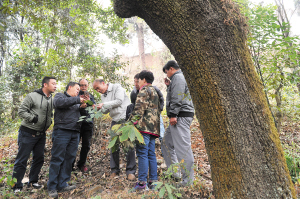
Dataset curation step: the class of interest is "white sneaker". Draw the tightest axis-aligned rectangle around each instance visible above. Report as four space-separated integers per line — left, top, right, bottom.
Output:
13 188 22 194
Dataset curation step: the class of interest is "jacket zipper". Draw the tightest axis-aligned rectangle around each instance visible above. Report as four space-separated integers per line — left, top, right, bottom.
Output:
43 97 49 132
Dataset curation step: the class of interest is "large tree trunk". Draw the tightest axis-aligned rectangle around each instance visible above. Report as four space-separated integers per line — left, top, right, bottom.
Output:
136 22 146 69
113 0 295 198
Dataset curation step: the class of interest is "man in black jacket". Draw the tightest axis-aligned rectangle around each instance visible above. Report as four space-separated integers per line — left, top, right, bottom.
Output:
73 79 95 172
47 82 85 198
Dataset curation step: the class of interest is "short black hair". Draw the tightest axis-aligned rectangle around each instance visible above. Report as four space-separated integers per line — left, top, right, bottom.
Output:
163 60 180 73
134 73 139 79
65 81 79 91
139 70 154 84
42 76 56 87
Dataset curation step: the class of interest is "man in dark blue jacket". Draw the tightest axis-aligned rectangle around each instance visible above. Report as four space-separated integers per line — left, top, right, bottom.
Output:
47 82 85 198
73 78 95 172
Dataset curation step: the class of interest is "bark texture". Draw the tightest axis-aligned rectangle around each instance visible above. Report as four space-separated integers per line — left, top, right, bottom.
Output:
136 22 146 69
113 0 296 198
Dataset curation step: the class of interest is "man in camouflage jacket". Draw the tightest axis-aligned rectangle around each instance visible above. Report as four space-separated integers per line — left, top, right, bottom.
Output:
130 70 160 191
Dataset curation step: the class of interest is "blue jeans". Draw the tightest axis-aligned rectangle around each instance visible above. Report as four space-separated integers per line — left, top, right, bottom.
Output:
136 133 158 182
47 129 79 191
12 129 46 188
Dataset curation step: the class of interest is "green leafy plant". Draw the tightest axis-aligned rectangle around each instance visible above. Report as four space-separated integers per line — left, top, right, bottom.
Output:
78 106 103 123
0 159 17 198
154 182 182 199
108 115 144 153
284 142 300 183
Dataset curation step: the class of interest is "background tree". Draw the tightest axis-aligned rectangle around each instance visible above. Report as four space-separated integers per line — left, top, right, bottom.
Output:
242 2 300 132
113 0 296 198
0 0 129 134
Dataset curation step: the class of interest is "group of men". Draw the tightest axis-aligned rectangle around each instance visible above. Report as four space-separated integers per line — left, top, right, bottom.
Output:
11 60 195 197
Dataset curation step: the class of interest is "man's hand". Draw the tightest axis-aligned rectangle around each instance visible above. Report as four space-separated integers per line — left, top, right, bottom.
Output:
164 78 170 86
97 103 104 110
80 97 85 104
80 103 87 108
170 117 177 126
80 94 90 101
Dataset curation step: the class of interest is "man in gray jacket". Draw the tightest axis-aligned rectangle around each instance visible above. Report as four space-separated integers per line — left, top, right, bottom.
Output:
161 60 195 186
12 76 57 193
93 79 136 181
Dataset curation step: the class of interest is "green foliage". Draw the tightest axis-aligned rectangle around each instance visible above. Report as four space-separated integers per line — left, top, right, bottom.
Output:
0 158 17 198
238 1 300 131
0 0 130 134
108 115 145 153
284 143 300 183
78 106 103 123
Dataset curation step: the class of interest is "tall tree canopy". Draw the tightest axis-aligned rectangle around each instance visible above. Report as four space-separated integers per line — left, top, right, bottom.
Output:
113 0 296 198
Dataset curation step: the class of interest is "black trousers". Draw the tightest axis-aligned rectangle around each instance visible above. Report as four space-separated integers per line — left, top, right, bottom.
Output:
73 122 93 168
12 129 46 188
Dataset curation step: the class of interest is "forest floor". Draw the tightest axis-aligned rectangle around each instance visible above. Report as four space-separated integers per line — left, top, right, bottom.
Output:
0 116 300 198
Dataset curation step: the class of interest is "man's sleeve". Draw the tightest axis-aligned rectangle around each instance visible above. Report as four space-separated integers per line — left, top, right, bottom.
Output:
130 89 137 104
102 85 124 109
154 86 164 110
54 93 80 109
131 88 148 119
18 94 36 123
169 76 186 117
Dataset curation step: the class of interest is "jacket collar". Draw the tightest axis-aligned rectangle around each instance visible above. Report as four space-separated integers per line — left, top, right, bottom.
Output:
170 69 182 80
64 91 72 97
107 83 113 92
139 83 152 91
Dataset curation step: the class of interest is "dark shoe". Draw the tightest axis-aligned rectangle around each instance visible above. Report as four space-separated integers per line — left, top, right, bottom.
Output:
80 165 88 173
148 181 158 190
58 185 76 193
13 188 22 194
28 182 43 189
48 190 58 198
132 182 149 192
127 174 136 181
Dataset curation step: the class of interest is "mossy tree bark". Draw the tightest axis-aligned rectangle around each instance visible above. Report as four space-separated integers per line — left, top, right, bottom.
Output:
113 0 296 198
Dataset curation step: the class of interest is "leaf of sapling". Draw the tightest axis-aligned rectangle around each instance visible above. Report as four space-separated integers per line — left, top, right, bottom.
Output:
78 115 86 122
129 126 136 142
112 124 122 131
134 127 144 144
159 186 166 198
111 144 118 153
120 130 129 142
165 184 172 195
154 182 163 190
118 126 130 141
85 100 94 106
108 136 118 149
94 110 102 119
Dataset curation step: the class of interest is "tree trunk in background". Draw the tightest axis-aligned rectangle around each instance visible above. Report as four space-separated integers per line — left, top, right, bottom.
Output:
136 22 146 69
114 0 295 198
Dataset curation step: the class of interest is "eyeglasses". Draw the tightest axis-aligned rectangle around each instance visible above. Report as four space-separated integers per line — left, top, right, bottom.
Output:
80 84 88 87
